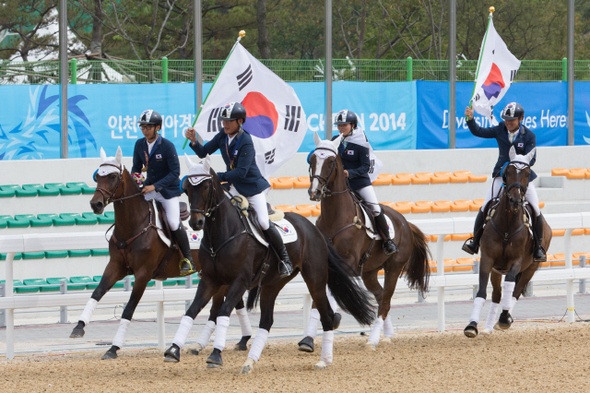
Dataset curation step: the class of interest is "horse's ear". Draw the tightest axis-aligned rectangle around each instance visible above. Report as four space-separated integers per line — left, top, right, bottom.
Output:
203 154 211 173
184 153 195 169
313 132 321 146
115 146 123 165
509 145 516 161
525 147 536 164
331 135 341 151
100 147 107 162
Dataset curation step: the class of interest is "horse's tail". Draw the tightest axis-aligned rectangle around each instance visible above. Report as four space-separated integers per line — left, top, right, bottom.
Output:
325 237 375 326
246 287 260 311
403 222 431 298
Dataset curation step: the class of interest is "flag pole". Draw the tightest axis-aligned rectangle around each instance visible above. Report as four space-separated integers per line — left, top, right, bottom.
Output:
467 6 495 121
182 30 246 149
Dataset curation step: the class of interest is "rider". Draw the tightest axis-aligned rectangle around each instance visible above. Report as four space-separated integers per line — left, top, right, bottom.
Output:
131 109 197 276
462 102 546 262
184 102 294 278
333 109 398 255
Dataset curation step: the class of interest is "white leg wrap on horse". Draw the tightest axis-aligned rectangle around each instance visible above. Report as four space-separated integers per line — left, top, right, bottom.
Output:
326 287 338 313
368 316 384 345
502 281 516 311
195 320 215 349
247 328 269 362
213 316 230 351
112 318 131 348
305 308 321 339
172 315 195 348
469 297 486 324
236 307 252 337
484 302 500 331
510 297 518 313
383 315 395 338
79 298 98 325
320 330 334 366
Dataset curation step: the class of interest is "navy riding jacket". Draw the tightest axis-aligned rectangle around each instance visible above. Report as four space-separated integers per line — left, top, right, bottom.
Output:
131 135 182 199
466 119 538 182
331 134 372 191
190 129 270 197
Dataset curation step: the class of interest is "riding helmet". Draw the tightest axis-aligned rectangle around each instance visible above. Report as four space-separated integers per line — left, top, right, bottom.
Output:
334 109 358 129
138 109 163 126
219 102 247 123
500 102 524 120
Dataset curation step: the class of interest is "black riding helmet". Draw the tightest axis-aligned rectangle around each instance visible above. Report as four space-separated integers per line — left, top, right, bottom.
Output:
138 109 163 126
500 102 524 120
334 109 358 129
219 102 247 123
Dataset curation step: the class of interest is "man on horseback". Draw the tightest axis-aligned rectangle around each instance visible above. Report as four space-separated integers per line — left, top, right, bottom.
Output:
131 109 197 276
184 102 293 278
333 109 398 255
462 102 546 262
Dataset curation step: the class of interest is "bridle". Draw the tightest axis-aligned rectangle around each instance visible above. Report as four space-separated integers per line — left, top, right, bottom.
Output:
503 161 530 212
309 148 347 198
186 176 224 217
94 163 142 205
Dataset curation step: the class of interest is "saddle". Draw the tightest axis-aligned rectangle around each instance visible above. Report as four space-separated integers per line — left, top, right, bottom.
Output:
351 192 395 241
155 201 190 239
484 197 534 239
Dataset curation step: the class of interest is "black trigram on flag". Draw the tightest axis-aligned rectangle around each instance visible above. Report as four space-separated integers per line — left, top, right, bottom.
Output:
264 148 276 164
236 64 253 91
206 107 224 133
368 159 375 175
284 105 302 132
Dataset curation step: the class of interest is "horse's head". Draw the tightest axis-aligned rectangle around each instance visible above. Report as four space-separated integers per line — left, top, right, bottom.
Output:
90 147 124 214
308 132 342 201
503 146 535 212
182 154 216 231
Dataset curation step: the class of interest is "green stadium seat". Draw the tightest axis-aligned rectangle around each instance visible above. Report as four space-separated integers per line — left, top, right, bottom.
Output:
58 183 82 195
17 278 46 293
65 182 96 195
0 280 23 293
44 277 68 292
6 215 32 228
45 250 69 259
56 213 77 226
0 185 18 197
31 214 58 227
68 249 91 258
38 183 61 196
19 184 45 197
0 253 22 260
0 215 10 228
90 249 110 256
97 211 115 224
76 213 98 225
93 275 125 289
163 279 178 287
21 252 45 260
177 277 200 285
69 276 95 290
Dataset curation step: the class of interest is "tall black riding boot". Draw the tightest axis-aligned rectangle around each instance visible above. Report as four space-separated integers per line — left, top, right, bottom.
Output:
172 226 197 276
263 224 293 278
533 214 547 262
374 211 399 255
462 209 485 255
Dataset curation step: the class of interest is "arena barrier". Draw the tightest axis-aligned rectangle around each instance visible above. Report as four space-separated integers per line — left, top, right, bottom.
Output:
1 212 590 360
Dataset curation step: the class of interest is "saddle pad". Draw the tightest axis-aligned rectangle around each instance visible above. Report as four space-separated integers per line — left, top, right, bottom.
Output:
361 207 395 241
249 217 298 247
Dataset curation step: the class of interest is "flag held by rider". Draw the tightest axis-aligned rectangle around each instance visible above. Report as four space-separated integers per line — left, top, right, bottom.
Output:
470 13 521 125
193 43 307 179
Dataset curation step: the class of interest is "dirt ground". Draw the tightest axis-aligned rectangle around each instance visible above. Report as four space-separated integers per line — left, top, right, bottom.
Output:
2 322 590 393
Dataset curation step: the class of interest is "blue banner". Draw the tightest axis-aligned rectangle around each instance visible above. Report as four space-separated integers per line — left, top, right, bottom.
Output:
574 81 590 146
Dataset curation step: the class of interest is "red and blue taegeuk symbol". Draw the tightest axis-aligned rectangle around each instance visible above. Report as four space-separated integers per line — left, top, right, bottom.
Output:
192 233 198 241
282 226 289 233
241 92 278 139
481 63 505 100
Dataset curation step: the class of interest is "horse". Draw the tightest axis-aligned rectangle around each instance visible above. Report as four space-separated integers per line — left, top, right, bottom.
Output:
304 133 430 351
464 146 552 338
162 154 375 372
69 147 252 359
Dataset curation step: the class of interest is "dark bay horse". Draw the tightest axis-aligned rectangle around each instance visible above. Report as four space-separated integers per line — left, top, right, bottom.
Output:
163 154 374 372
464 147 552 338
306 134 430 350
69 148 251 359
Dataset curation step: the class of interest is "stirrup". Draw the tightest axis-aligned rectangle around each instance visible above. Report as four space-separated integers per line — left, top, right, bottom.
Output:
533 247 547 262
462 237 478 255
179 258 196 277
383 240 398 256
278 260 293 278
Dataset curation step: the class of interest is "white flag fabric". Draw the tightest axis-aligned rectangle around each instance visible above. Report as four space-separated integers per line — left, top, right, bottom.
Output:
193 43 307 179
470 18 521 125
342 128 383 183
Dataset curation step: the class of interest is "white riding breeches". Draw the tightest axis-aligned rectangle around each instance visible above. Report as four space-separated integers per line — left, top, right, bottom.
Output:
144 191 181 230
229 185 270 230
482 177 540 217
356 185 382 215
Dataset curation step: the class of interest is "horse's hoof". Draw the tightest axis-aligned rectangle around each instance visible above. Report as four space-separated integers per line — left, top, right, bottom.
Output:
70 327 85 338
239 358 255 374
498 313 513 330
235 335 251 351
101 347 118 360
365 341 376 351
333 313 342 330
188 343 204 356
206 349 223 368
164 345 180 362
314 361 328 370
298 336 314 353
481 328 493 335
382 337 392 344
464 321 478 338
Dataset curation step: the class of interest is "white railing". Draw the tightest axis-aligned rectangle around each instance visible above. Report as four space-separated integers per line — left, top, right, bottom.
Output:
1 212 590 360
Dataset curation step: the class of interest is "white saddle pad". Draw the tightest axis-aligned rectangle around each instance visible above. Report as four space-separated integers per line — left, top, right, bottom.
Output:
361 207 395 240
249 217 298 247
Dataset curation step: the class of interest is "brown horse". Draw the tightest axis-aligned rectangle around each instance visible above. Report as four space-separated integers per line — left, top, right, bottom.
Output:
162 154 374 372
69 148 251 359
305 134 430 350
464 147 552 338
